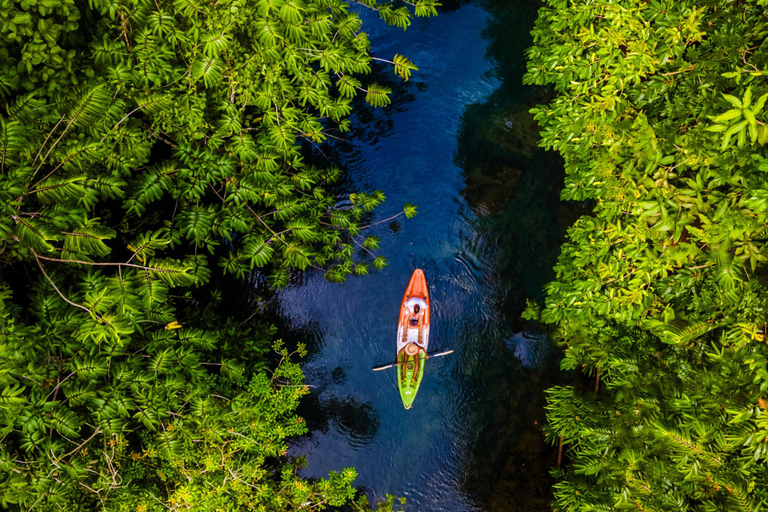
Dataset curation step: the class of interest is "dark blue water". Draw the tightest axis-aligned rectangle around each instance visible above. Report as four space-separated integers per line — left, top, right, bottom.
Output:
277 2 568 511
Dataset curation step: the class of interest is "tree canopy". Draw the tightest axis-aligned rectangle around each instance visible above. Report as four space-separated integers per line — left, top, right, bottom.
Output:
0 0 433 507
526 0 768 510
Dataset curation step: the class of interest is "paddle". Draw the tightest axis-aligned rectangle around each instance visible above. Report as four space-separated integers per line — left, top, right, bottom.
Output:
372 350 455 371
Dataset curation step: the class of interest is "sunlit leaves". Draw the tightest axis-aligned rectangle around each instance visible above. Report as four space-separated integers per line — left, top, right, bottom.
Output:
202 30 231 57
364 83 392 107
363 235 380 250
127 229 171 263
379 6 411 30
282 244 314 270
372 255 387 270
526 1 768 511
413 0 440 17
62 222 115 258
337 75 361 98
392 54 417 81
190 56 224 87
708 87 768 149
67 82 111 128
149 347 173 374
242 236 275 267
0 0 432 505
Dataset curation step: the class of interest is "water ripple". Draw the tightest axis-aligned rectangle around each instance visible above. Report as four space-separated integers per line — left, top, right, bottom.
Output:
274 3 558 512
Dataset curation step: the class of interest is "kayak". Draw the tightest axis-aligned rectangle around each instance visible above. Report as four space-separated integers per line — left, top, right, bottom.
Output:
396 269 430 409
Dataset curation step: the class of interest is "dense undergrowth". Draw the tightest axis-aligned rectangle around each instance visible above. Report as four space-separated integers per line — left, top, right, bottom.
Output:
525 0 768 510
0 0 435 508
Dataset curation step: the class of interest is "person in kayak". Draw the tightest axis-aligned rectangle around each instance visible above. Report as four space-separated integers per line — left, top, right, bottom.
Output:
401 342 429 382
410 304 420 326
405 296 428 327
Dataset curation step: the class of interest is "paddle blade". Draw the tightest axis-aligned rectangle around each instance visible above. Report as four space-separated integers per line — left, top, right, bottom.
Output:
372 363 395 371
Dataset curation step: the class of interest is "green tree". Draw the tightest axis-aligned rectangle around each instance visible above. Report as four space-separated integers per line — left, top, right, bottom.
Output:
525 0 768 510
0 0 432 507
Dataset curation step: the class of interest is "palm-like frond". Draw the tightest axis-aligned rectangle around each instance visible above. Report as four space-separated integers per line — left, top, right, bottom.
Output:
67 82 111 128
190 56 224 87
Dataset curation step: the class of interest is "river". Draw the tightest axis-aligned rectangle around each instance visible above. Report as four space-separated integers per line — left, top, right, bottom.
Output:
276 1 573 510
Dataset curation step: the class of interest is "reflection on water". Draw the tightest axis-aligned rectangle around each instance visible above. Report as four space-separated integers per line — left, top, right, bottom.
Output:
273 1 570 511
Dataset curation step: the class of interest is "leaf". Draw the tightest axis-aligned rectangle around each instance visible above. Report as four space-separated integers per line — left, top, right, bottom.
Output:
722 93 743 108
413 0 440 17
73 356 110 378
67 82 111 128
144 259 197 287
63 223 115 258
221 358 245 381
647 318 712 346
0 384 26 406
15 217 60 253
752 92 768 115
164 321 182 330
721 132 733 151
392 54 418 81
743 108 757 126
0 118 26 168
133 407 160 431
190 56 223 87
149 348 173 374
705 124 728 132
33 175 88 204
725 119 749 137
242 236 275 267
373 255 388 270
365 83 392 107
379 6 412 29
282 244 314 269
363 235 380 250
324 265 347 283
202 30 231 57
336 75 361 99
712 109 742 123
286 219 321 242
404 203 418 218
760 125 768 145
127 229 171 263
268 268 290 290
135 93 173 115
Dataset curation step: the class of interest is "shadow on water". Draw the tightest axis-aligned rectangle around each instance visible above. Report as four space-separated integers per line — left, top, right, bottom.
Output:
450 0 590 509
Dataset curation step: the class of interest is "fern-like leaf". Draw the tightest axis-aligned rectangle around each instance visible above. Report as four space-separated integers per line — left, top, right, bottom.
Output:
190 56 224 87
392 54 418 81
365 83 392 107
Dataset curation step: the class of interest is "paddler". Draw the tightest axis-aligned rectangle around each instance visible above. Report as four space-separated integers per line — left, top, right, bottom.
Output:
401 342 428 382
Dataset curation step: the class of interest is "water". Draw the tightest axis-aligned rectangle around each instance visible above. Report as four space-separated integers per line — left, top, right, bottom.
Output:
274 1 573 510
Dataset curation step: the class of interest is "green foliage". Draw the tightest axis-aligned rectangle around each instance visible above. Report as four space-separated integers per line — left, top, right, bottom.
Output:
0 0 432 506
526 0 768 510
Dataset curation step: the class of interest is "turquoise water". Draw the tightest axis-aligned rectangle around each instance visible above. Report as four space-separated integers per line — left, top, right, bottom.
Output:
276 2 569 510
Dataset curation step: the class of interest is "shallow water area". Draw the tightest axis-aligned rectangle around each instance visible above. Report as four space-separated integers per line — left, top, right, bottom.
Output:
276 2 566 510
